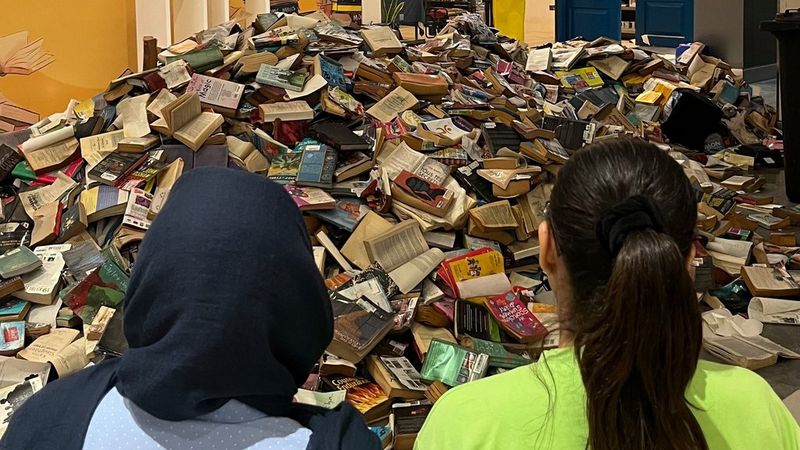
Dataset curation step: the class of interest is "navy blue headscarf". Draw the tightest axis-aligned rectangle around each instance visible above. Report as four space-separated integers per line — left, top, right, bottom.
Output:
1 167 379 450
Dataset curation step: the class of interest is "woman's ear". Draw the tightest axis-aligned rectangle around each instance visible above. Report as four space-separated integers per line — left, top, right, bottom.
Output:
538 221 559 277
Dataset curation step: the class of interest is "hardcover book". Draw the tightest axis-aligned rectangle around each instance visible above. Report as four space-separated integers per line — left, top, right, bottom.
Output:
309 121 371 152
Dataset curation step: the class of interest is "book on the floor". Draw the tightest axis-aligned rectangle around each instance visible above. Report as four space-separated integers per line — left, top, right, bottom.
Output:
420 338 489 387
0 300 30 323
526 47 552 72
748 297 800 325
314 54 347 90
21 137 80 174
185 73 245 109
267 152 303 184
324 375 390 423
0 223 32 256
117 134 160 153
741 266 800 298
541 116 595 150
410 322 457 360
255 64 308 92
0 246 41 278
588 55 630 80
481 122 521 154
391 171 454 218
364 220 429 273
296 143 338 188
327 281 395 363
334 151 373 182
62 259 128 323
80 185 130 222
311 197 370 232
283 184 335 211
366 87 418 123
150 93 224 151
0 322 26 355
361 27 403 56
556 67 604 91
550 47 585 71
366 355 427 400
88 152 149 186
13 245 67 305
484 290 548 343
454 299 503 342
460 335 530 369
122 188 153 230
259 100 314 122
0 277 23 300
309 121 371 152
0 145 23 183
227 136 269 173
391 401 433 450
341 212 394 270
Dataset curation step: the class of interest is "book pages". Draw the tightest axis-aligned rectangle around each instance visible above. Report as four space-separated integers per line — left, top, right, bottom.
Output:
389 248 445 294
80 130 126 168
365 221 429 273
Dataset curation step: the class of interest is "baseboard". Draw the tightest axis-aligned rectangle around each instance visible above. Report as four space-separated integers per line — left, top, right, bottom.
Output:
744 64 777 83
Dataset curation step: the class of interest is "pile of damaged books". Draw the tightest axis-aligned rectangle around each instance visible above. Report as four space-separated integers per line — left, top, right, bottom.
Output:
0 9 794 448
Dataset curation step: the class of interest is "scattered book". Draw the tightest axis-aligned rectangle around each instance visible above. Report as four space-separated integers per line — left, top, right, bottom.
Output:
0 246 42 278
284 184 335 211
324 375 390 423
150 93 224 151
255 64 309 92
185 73 245 110
484 290 548 343
741 266 800 298
88 152 149 186
259 100 314 122
296 142 338 188
420 338 489 387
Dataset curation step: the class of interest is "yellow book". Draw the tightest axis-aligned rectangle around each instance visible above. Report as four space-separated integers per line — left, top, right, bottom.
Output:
447 250 505 282
555 67 604 90
635 91 662 104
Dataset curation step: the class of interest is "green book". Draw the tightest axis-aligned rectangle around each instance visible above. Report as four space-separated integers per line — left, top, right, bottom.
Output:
166 47 224 73
0 246 42 278
62 260 129 323
11 161 37 182
460 336 531 369
420 339 489 387
255 64 308 92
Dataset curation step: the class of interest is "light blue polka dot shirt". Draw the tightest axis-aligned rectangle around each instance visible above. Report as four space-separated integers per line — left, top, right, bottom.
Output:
84 387 311 449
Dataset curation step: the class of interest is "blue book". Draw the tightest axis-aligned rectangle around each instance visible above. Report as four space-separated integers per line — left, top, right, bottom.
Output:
295 141 338 188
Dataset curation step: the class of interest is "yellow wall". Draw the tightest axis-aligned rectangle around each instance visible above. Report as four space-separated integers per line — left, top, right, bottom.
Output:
0 0 138 116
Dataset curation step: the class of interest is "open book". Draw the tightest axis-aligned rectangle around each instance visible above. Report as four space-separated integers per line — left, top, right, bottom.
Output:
364 220 429 273
151 93 223 151
0 31 55 76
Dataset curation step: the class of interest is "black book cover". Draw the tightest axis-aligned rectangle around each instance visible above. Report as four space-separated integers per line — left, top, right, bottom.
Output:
541 116 595 150
0 145 23 183
310 121 371 152
453 161 496 203
455 301 491 340
88 152 147 185
393 402 433 435
481 123 521 154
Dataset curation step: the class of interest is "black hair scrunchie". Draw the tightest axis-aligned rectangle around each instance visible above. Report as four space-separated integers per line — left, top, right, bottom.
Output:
596 195 666 256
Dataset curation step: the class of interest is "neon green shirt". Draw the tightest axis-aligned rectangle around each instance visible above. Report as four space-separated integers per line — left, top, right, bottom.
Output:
415 347 800 449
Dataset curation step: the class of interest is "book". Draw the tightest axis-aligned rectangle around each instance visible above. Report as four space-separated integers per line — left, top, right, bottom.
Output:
0 277 23 300
361 27 403 56
255 64 308 92
420 339 489 387
122 188 153 230
80 185 130 223
296 143 338 188
460 335 530 369
484 290 548 343
283 184 335 211
741 266 800 298
0 31 54 76
150 93 224 151
259 100 314 123
324 376 390 423
454 300 502 342
366 356 427 400
366 87 419 123
309 121 371 152
555 67 604 91
0 223 32 256
589 55 631 80
314 54 347 90
0 322 25 355
392 73 450 96
551 47 585 71
62 259 129 323
0 300 30 323
21 137 80 174
541 116 596 150
227 137 269 173
0 246 41 278
13 245 67 305
526 47 552 72
0 145 22 183
117 134 160 153
391 171 454 218
88 152 148 186
391 401 433 450
364 220 429 273
334 151 373 182
267 152 303 184
311 198 370 232
327 282 395 363
116 156 166 191
185 73 245 109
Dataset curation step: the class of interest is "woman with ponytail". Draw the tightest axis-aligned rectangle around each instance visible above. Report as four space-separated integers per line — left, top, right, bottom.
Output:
415 139 799 449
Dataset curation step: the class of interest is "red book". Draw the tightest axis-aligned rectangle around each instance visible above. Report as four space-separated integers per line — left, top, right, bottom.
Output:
485 290 547 343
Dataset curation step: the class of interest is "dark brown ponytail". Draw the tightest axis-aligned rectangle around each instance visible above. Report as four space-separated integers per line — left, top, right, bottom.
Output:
548 139 707 450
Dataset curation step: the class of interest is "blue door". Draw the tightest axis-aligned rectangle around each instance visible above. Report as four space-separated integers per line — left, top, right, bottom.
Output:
636 0 693 47
556 0 621 42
